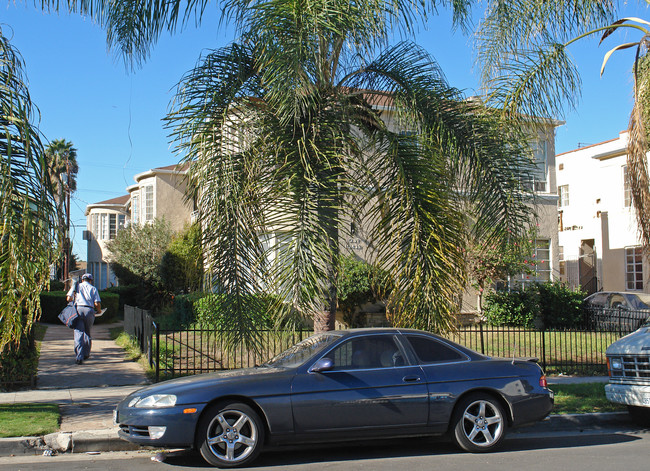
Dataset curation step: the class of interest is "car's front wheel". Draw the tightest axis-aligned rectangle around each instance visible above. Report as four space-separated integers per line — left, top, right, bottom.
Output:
451 393 507 453
196 402 264 468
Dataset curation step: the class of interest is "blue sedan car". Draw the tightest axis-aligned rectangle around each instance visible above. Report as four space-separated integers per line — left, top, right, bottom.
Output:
115 328 553 467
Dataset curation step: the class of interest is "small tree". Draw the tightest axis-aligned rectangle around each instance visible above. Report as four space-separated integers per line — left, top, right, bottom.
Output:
337 256 388 328
466 226 538 313
106 218 173 309
160 223 203 294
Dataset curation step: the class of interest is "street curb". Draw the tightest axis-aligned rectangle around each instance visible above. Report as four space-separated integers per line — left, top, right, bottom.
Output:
511 411 637 435
0 412 642 457
0 428 141 457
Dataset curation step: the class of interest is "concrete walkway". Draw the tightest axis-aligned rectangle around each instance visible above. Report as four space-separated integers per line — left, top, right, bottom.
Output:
0 322 149 435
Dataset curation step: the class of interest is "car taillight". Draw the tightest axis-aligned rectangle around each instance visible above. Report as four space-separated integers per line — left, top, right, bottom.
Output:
539 375 548 388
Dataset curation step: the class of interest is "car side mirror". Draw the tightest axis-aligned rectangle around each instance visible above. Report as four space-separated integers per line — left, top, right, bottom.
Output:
310 358 333 373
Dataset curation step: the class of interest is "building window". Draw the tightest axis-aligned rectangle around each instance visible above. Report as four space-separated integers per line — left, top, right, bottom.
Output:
109 214 117 239
144 185 154 222
530 139 548 193
624 165 631 208
100 213 108 240
91 214 98 237
132 195 139 224
511 239 551 287
558 185 569 207
626 246 644 291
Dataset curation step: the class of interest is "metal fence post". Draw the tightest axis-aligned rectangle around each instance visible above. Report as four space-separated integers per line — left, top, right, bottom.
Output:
479 323 485 355
541 327 547 372
155 321 160 383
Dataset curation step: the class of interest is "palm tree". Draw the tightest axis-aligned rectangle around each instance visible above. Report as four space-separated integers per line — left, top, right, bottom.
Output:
0 28 56 352
163 1 536 346
44 139 78 279
33 1 538 348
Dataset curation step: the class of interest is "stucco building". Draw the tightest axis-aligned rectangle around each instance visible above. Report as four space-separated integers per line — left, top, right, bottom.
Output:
556 130 646 295
84 164 193 289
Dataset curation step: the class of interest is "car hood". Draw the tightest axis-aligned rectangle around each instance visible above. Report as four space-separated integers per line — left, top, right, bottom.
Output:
122 366 291 404
606 326 650 355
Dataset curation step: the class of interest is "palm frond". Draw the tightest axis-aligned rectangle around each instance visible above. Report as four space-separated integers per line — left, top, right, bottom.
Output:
0 30 56 352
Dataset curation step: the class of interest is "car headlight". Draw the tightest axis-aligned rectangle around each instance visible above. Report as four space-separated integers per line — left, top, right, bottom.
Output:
128 394 177 408
610 359 623 370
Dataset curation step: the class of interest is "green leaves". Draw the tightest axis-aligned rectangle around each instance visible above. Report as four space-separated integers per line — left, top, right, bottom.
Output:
0 31 56 352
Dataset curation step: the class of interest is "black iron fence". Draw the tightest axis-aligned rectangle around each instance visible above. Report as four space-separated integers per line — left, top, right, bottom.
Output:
123 305 649 382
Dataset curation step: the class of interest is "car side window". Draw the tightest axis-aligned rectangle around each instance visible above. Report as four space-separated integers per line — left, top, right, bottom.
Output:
587 293 607 307
326 336 404 370
608 294 627 310
405 335 465 364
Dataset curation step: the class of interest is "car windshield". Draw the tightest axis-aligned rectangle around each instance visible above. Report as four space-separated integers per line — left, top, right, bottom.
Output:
631 293 650 310
264 333 342 368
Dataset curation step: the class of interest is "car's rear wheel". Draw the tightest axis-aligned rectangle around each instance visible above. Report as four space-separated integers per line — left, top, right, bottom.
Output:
197 402 264 468
451 393 507 453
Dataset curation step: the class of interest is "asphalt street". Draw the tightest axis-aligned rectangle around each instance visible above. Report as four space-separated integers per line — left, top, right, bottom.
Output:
2 428 649 471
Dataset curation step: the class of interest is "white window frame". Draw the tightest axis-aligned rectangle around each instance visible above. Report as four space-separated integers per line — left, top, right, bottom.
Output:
143 185 154 222
623 165 631 208
131 195 139 224
626 246 644 291
558 184 569 207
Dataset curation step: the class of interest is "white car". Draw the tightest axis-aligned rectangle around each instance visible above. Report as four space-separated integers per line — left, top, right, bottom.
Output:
605 320 650 423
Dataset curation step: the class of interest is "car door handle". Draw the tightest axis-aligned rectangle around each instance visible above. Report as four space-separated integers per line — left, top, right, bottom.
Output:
402 375 421 383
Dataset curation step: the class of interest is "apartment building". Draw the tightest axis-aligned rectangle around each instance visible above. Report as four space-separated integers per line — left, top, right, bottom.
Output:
556 130 647 295
84 164 192 289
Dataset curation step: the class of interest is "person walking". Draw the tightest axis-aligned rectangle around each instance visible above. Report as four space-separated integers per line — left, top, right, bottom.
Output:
66 273 101 365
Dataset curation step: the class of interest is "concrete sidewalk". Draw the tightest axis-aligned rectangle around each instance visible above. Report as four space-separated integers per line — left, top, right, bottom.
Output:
0 322 150 456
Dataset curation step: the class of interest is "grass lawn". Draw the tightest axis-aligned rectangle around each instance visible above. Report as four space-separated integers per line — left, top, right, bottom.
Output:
551 382 626 414
0 403 60 438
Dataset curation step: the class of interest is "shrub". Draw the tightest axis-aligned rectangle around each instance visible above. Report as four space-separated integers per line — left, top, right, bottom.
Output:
0 330 36 389
193 293 276 330
483 282 586 329
483 288 539 327
156 292 207 330
103 284 139 317
337 255 390 327
537 282 586 328
160 224 203 294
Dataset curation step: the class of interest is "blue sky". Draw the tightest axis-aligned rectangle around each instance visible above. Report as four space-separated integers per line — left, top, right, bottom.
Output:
2 3 648 261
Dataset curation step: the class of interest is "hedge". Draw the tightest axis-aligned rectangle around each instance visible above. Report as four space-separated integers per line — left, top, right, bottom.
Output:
39 291 119 324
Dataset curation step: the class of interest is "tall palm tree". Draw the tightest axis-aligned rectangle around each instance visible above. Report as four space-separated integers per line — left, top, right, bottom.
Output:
32 1 537 348
44 139 78 278
0 28 56 352
164 1 536 346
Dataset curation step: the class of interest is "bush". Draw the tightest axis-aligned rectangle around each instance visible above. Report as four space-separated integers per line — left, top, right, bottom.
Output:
337 255 390 327
48 280 65 291
483 288 539 327
0 330 36 389
538 282 586 328
155 292 207 330
194 293 276 330
103 284 140 317
483 282 586 329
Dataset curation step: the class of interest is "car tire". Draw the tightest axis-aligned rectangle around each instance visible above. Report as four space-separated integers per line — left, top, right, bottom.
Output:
451 393 507 453
627 405 650 425
196 401 265 468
